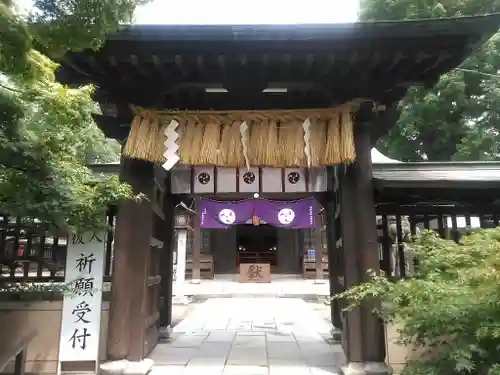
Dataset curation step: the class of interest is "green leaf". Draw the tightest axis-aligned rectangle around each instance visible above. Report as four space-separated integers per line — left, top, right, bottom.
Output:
365 0 500 161
339 228 500 375
0 0 149 231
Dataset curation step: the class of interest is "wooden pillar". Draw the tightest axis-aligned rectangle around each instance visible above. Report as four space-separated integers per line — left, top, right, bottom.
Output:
314 216 324 281
325 180 342 337
353 124 386 364
159 194 175 329
191 198 201 282
340 125 388 371
340 166 363 363
107 159 154 361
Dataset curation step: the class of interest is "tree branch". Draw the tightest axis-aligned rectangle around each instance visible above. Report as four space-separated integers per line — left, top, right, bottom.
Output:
0 82 23 94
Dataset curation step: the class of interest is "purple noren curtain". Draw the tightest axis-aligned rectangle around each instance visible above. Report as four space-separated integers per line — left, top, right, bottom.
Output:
199 198 318 229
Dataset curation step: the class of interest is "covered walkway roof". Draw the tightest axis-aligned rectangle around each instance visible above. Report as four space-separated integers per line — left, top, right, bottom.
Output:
372 160 500 188
370 151 500 207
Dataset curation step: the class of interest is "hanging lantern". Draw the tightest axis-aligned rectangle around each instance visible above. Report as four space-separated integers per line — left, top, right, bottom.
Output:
174 213 192 229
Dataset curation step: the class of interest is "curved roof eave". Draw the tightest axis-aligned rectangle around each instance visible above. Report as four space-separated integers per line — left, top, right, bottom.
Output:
108 14 500 42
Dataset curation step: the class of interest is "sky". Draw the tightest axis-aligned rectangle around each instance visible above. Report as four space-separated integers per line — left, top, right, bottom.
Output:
134 0 359 24
17 0 359 24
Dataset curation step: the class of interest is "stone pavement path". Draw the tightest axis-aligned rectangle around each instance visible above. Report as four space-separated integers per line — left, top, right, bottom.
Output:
150 298 345 375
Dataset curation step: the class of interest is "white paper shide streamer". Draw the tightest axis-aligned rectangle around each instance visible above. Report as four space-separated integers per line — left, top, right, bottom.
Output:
162 120 180 171
302 117 312 168
240 121 250 170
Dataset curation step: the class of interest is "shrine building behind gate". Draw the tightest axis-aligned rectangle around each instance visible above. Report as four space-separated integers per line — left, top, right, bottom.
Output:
50 16 500 374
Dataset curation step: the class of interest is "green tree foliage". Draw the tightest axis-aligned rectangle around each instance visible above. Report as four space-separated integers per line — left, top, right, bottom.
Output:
361 0 500 161
337 229 500 375
0 0 147 231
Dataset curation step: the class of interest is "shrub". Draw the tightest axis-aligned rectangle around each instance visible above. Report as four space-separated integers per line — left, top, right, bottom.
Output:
336 228 500 375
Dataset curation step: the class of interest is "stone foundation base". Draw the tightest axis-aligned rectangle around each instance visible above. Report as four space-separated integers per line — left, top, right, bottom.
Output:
158 325 172 340
100 359 154 375
172 295 190 305
330 326 342 343
341 362 393 375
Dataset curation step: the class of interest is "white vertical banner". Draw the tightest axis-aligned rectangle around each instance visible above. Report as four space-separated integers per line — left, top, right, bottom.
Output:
176 230 188 285
58 232 106 373
174 230 188 304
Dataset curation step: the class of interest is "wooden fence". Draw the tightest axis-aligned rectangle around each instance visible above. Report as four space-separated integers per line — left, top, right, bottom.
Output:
0 211 116 283
375 204 500 279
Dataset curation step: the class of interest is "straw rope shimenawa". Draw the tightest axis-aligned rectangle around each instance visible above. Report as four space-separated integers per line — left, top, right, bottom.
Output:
122 101 379 168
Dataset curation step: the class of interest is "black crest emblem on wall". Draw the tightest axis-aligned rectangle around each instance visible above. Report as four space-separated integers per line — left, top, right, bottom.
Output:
198 172 211 185
242 172 256 184
287 172 301 184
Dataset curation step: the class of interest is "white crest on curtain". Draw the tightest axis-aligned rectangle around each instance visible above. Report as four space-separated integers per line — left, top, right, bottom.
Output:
162 120 180 171
302 117 312 168
240 121 250 170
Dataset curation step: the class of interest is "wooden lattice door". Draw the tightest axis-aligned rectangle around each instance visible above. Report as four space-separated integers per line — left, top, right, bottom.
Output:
142 169 167 356
143 238 162 355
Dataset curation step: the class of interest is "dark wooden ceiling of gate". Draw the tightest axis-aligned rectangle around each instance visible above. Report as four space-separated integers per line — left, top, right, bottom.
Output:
56 15 500 140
